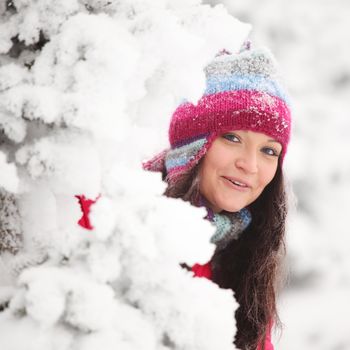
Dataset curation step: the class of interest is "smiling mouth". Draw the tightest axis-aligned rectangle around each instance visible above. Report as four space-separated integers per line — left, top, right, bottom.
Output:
222 177 250 189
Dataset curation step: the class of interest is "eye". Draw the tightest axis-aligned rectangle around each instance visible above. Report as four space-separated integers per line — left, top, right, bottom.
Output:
222 133 240 143
261 147 280 157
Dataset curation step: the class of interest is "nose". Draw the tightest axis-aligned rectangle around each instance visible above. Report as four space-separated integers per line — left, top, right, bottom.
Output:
235 149 258 174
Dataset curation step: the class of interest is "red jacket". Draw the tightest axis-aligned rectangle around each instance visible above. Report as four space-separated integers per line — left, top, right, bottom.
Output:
76 195 273 350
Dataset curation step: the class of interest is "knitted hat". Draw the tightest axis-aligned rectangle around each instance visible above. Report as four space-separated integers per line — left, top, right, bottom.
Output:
143 45 291 185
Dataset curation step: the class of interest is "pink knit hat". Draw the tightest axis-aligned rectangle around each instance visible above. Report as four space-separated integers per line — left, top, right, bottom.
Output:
143 46 291 185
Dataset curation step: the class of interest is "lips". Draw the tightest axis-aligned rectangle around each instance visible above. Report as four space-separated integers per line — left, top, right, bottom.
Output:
222 176 251 188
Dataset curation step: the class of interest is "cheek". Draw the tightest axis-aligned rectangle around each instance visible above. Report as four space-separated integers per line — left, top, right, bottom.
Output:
200 159 217 190
259 163 278 188
200 151 226 192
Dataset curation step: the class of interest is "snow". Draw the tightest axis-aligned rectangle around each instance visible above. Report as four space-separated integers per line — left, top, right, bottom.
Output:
0 152 18 193
2 0 346 348
278 285 350 349
0 0 251 349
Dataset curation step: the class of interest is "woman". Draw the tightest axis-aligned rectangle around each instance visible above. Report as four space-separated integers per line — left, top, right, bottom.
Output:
142 45 292 350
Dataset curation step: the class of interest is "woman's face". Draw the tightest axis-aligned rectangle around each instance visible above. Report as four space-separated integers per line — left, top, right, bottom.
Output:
199 130 282 213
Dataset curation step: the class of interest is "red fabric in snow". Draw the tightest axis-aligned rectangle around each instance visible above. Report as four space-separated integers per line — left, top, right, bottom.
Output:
191 262 212 279
75 195 97 230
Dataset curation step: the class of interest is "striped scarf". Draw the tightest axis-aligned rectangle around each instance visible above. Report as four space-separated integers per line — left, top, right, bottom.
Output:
201 196 252 249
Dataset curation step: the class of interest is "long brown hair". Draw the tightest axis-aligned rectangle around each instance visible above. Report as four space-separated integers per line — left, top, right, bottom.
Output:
163 160 287 350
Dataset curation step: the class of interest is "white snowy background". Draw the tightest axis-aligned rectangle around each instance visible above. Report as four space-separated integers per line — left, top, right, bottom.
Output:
0 0 349 349
204 0 350 349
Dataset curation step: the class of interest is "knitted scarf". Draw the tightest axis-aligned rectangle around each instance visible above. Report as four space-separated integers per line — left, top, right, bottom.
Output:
201 198 252 250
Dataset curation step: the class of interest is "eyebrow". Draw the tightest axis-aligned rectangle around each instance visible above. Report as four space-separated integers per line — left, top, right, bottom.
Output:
268 140 281 144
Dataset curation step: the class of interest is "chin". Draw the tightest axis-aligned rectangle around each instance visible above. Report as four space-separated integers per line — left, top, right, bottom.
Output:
223 205 245 213
218 200 246 213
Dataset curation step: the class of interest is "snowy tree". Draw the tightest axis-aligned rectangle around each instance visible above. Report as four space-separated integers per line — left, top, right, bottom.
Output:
0 0 251 349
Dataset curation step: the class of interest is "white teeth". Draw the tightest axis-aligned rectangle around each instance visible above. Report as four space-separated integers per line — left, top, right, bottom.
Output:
225 177 248 187
231 180 246 187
